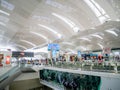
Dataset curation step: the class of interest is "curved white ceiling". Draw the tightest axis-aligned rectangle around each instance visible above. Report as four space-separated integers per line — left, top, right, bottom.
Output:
0 0 119 51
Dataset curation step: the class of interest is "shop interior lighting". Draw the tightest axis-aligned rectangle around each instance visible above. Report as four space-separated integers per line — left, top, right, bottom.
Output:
91 34 103 39
105 30 118 37
52 13 79 32
38 24 62 38
30 31 48 41
0 10 10 16
20 40 36 47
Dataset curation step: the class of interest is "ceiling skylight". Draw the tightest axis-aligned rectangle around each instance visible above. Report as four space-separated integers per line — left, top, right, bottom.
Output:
13 44 27 50
76 46 87 51
105 29 118 37
46 0 73 12
1 0 15 11
52 13 79 32
32 15 54 23
30 31 48 41
20 40 36 47
33 46 48 53
91 34 103 39
0 21 6 26
38 24 62 38
0 15 9 22
84 0 110 23
97 43 103 49
61 42 75 46
0 10 10 16
66 48 74 52
79 37 91 42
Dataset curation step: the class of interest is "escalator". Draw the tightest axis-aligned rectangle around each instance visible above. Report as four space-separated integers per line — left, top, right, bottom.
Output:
0 64 35 90
0 65 22 90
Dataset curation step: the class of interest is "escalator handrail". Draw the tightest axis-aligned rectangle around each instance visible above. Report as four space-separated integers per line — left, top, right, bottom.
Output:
0 64 36 89
0 65 19 82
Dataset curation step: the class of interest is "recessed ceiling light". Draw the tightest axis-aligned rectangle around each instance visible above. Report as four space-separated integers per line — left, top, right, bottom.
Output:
61 42 75 46
79 37 91 42
0 10 10 16
105 29 118 37
30 31 48 41
13 44 27 50
91 34 103 39
116 19 120 21
91 27 95 29
97 43 103 49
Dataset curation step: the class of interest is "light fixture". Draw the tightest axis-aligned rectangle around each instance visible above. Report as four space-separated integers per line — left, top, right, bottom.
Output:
38 24 62 38
30 31 48 41
91 27 96 29
46 0 73 13
76 46 87 51
0 21 6 26
52 13 79 32
91 34 103 39
97 43 103 49
20 40 36 47
105 30 118 37
116 19 120 21
66 48 74 52
61 42 75 46
79 37 91 42
0 10 10 16
13 44 27 50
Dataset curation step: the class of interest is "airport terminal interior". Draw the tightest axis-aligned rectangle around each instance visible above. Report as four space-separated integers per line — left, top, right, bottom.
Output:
0 0 120 90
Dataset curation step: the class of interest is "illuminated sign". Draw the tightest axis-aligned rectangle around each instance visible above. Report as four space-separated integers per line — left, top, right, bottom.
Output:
48 43 60 51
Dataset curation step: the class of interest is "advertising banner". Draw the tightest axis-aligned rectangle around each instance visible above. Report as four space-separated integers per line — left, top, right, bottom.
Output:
6 56 10 64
